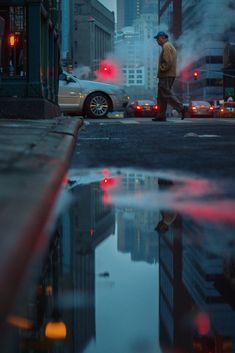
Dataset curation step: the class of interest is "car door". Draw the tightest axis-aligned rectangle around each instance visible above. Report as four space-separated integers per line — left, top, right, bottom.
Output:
58 73 82 113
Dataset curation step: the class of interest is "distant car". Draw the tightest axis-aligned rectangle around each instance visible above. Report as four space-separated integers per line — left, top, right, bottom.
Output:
58 72 129 118
187 100 214 118
124 99 158 117
218 102 235 118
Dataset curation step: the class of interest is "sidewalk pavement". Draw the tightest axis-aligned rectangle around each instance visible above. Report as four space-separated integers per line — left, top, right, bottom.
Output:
0 116 83 323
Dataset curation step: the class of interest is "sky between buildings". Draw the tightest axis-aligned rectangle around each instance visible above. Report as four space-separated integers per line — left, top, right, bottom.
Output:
99 0 117 15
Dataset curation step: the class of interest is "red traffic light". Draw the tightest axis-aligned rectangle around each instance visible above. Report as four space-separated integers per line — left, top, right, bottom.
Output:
95 59 120 83
193 70 199 80
8 33 18 47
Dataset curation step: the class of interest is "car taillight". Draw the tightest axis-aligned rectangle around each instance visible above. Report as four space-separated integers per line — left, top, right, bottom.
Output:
209 106 214 111
136 105 143 110
220 108 224 112
153 105 158 110
192 106 197 111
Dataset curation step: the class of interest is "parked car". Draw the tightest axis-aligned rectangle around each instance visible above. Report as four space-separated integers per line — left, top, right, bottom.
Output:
58 72 129 118
187 100 214 118
124 99 158 117
218 102 235 118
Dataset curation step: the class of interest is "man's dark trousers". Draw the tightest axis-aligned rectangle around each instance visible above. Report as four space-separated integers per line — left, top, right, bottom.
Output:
157 77 183 119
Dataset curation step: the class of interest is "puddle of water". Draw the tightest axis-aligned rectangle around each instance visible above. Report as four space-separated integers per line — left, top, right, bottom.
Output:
2 167 235 353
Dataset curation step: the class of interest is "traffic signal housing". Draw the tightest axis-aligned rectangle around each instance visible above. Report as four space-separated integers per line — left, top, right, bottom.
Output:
7 33 18 48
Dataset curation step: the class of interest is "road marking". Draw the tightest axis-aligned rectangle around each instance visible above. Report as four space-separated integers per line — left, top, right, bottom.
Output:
184 132 221 138
121 120 140 124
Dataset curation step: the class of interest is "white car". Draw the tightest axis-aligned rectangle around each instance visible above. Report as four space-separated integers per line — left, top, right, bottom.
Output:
58 72 129 118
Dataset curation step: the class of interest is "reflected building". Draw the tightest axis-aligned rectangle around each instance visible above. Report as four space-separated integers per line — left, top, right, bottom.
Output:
158 211 193 353
117 208 158 264
59 181 115 352
182 218 235 352
117 172 159 264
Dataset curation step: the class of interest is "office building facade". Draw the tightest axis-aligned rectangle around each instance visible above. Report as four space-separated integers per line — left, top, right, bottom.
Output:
117 0 157 31
71 0 114 78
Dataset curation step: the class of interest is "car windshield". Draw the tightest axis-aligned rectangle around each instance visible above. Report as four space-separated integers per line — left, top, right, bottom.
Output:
192 101 210 107
137 100 155 105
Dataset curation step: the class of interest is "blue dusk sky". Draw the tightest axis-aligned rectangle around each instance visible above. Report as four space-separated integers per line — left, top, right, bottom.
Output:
99 0 117 13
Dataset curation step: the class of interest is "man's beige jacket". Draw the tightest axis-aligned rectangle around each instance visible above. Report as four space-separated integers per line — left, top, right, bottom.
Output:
157 41 177 78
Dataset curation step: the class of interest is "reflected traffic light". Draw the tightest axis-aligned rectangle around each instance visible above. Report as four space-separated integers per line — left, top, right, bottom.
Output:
193 335 232 353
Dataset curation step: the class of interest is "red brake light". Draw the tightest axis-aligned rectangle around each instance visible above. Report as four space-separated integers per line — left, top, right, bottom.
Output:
192 106 197 110
209 106 214 111
136 105 143 110
153 105 158 110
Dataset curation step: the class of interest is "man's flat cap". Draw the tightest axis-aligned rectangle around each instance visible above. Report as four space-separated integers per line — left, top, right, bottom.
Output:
154 31 168 39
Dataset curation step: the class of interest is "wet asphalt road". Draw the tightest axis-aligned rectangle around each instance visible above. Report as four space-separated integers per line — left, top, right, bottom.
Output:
71 117 235 181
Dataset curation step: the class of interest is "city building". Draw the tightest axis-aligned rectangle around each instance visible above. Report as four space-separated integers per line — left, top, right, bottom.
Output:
71 0 114 79
158 0 182 39
159 0 235 101
60 0 72 69
117 0 158 31
115 12 158 99
117 0 142 31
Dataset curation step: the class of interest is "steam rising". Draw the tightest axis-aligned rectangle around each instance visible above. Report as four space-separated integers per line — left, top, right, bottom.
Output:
176 0 235 73
73 65 91 79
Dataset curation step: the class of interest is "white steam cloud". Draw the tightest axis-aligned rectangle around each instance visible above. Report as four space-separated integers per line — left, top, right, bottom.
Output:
176 0 235 73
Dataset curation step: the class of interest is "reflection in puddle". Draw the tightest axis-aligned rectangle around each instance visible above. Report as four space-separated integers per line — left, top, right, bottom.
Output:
2 168 235 353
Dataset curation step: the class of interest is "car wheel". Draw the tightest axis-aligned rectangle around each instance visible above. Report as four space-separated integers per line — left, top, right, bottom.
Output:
84 92 111 118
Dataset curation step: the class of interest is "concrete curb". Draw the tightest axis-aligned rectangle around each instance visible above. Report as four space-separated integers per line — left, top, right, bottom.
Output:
0 117 83 323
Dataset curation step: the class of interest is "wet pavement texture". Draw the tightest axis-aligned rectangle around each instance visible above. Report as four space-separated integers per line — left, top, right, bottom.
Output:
72 119 235 179
2 119 235 353
3 167 235 353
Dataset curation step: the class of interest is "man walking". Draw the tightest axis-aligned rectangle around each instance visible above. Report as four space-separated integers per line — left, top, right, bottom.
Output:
153 31 185 121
